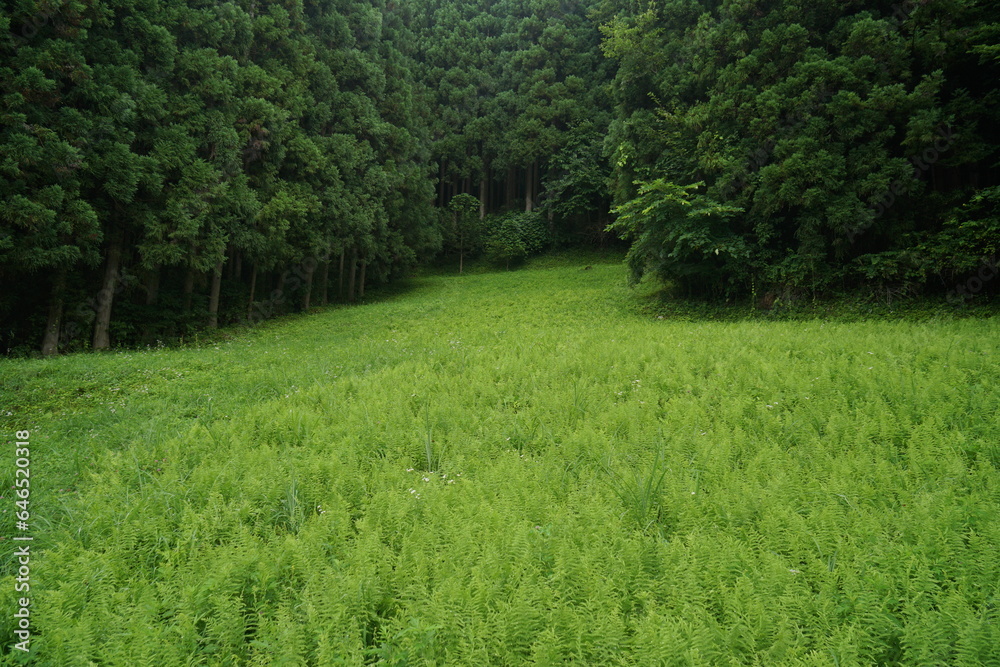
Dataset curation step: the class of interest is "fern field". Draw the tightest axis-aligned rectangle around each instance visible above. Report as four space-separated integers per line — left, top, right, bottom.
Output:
2 256 999 666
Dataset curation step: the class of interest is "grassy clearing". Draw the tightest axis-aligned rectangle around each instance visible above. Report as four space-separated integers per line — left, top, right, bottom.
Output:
1 255 999 665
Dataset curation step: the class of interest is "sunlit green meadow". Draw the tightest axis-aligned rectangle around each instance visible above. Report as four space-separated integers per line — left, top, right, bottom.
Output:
1 256 999 666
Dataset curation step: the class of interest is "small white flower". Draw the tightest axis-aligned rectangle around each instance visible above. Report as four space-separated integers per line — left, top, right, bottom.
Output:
789 569 800 574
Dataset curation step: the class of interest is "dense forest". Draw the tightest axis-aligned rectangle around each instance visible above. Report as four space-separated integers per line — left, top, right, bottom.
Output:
1 0 998 354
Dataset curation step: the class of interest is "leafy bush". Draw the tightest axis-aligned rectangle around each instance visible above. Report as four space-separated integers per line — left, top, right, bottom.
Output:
607 179 748 295
484 211 551 268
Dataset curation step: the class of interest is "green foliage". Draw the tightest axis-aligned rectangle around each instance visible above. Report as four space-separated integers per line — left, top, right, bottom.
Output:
4 0 1000 351
603 447 670 534
540 122 613 243
0 0 444 353
483 211 550 268
602 0 1000 299
919 185 1000 275
608 179 747 293
2 259 999 663
411 0 613 224
445 193 482 272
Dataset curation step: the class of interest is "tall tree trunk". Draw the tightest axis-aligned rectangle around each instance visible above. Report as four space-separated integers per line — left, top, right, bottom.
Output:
338 248 345 300
145 268 160 306
302 259 315 310
438 161 446 207
41 268 67 356
208 259 224 328
275 270 285 301
318 250 330 305
182 267 196 312
140 267 160 344
247 262 258 320
347 250 357 302
359 261 366 299
92 224 125 351
506 166 515 208
479 174 487 219
525 160 537 212
525 164 532 212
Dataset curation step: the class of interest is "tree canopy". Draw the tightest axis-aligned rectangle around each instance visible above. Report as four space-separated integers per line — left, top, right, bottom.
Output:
1 0 997 353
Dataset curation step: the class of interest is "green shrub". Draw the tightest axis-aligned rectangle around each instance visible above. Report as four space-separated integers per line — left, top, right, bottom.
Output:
484 211 551 268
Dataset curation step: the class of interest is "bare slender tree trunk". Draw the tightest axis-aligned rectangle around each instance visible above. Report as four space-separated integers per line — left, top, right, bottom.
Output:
302 259 315 310
140 267 160 344
247 263 258 320
438 161 446 207
208 260 224 328
525 160 537 212
92 224 125 350
338 248 345 300
347 250 357 302
318 250 330 305
525 164 532 212
275 270 286 301
182 267 196 312
145 269 160 306
41 268 67 356
479 175 487 220
359 261 366 299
